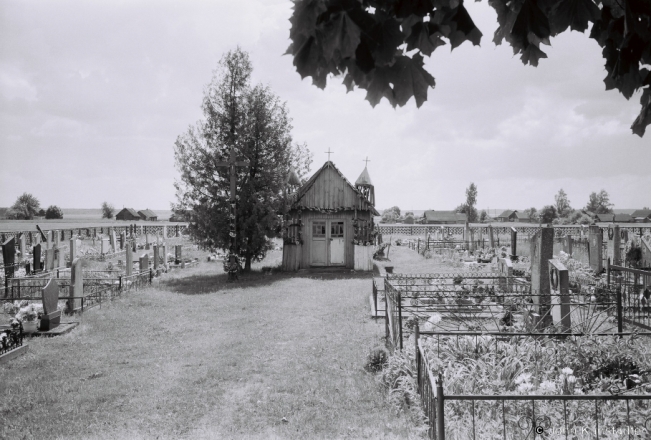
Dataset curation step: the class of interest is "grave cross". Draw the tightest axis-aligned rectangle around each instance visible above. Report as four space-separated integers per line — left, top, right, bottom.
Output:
216 147 250 281
325 148 334 161
363 156 371 166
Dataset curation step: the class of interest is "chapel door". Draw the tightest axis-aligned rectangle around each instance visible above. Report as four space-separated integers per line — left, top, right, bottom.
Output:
329 221 345 265
310 221 327 266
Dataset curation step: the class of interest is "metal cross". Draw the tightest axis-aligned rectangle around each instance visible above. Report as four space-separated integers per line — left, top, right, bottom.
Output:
363 156 371 167
325 148 334 161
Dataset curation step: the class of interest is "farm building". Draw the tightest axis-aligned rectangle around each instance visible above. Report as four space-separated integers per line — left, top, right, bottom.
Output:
138 209 158 221
421 210 467 224
115 208 140 221
282 161 379 271
632 209 651 223
614 213 633 223
594 213 615 222
496 210 516 222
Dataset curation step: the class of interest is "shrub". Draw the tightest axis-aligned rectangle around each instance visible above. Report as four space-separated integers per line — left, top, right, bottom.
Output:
364 347 389 373
101 202 115 219
45 205 63 219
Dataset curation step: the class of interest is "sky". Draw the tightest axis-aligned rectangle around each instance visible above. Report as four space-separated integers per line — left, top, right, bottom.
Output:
1 0 650 214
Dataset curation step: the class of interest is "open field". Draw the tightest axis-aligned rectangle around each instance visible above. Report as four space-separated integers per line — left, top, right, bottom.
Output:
1 255 423 439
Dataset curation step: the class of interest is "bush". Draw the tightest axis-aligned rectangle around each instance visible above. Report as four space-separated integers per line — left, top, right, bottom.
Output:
45 205 63 219
101 202 115 219
364 347 389 373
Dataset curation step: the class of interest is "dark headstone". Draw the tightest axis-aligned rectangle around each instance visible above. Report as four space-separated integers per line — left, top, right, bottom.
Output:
33 243 42 272
139 254 149 272
41 278 61 331
510 227 517 257
175 245 182 264
2 237 16 279
588 226 603 272
120 232 125 250
530 227 554 328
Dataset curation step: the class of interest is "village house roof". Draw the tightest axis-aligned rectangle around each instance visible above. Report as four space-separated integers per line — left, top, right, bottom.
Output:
594 213 615 222
138 209 158 219
513 211 530 220
423 210 468 223
497 210 516 219
116 208 140 219
614 213 633 222
631 209 651 219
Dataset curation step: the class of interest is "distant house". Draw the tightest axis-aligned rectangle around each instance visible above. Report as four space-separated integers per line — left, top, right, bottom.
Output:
496 210 516 222
631 209 651 223
594 213 615 222
422 210 467 224
496 210 531 222
138 209 158 221
115 208 140 221
614 213 633 223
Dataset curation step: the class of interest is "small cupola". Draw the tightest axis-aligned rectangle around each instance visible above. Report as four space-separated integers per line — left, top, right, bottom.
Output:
355 164 375 207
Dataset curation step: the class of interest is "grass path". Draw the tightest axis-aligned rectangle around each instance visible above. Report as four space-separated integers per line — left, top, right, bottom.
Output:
1 263 423 439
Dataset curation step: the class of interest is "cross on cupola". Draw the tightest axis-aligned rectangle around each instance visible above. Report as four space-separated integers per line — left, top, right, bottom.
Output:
355 157 375 206
325 148 334 161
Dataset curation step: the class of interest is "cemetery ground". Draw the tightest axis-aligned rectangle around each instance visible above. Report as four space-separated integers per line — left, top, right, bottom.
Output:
1 248 424 439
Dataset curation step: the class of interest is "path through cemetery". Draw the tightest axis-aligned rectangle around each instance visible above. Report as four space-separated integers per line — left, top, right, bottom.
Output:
1 268 421 440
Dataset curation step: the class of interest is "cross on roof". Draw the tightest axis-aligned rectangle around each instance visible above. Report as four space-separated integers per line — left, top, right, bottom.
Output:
325 148 334 161
363 156 371 167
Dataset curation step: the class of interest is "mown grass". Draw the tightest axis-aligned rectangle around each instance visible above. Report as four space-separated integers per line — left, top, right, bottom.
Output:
1 256 423 439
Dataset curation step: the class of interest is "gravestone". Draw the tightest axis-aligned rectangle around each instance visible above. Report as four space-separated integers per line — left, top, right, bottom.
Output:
132 240 137 252
44 247 55 271
33 243 42 272
175 245 182 264
139 254 149 272
46 230 52 249
588 226 603 273
163 225 167 240
69 258 83 313
562 235 573 256
55 247 64 269
160 244 167 268
54 231 60 247
2 237 16 279
101 239 111 254
19 233 26 260
498 257 513 297
125 246 133 276
145 234 150 250
120 232 125 250
153 245 159 270
530 227 554 329
608 225 621 266
69 238 77 263
110 229 117 253
510 227 517 257
41 278 61 331
488 225 495 248
548 259 571 333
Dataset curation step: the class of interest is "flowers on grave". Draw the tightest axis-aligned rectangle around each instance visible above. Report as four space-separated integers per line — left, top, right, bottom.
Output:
14 303 41 323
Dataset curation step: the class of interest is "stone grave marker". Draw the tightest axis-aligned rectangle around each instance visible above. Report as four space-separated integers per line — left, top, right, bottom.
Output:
153 245 159 270
139 254 149 272
101 239 111 255
132 240 137 252
33 243 42 272
510 227 517 258
19 233 26 260
125 246 133 276
160 244 167 268
69 238 77 263
2 237 16 278
120 232 125 250
530 227 554 329
44 247 55 271
69 258 83 313
55 247 64 269
498 257 513 296
111 229 117 252
163 225 167 240
41 278 61 331
54 231 60 247
608 225 621 266
488 225 495 248
175 245 182 264
588 225 603 273
548 259 571 333
562 235 573 256
46 230 52 249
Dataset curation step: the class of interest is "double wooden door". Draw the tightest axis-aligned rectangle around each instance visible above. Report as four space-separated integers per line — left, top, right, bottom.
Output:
310 220 345 266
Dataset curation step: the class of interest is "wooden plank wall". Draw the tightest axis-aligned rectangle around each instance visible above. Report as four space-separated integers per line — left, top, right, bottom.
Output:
294 210 374 269
282 243 301 271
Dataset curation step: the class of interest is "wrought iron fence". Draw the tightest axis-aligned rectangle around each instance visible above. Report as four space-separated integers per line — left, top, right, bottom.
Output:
0 324 23 356
608 264 651 330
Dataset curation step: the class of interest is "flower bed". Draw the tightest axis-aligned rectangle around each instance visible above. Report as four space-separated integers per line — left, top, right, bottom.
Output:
417 332 651 438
